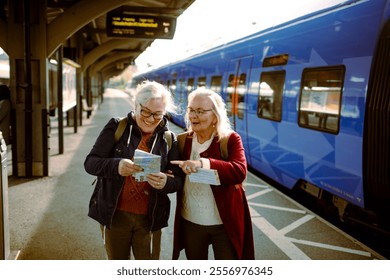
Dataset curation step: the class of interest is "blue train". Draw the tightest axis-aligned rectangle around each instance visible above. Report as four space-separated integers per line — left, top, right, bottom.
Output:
133 0 390 229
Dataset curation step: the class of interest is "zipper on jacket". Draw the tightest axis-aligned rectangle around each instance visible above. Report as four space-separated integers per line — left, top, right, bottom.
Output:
148 132 160 231
149 191 158 231
149 231 153 257
148 191 158 258
103 225 106 245
127 125 133 147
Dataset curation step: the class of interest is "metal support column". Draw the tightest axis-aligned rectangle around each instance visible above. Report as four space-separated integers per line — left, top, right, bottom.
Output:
57 46 64 154
0 132 9 260
22 0 33 177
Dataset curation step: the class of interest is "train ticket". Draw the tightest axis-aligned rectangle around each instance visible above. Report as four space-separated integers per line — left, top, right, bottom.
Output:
189 168 221 185
133 149 160 182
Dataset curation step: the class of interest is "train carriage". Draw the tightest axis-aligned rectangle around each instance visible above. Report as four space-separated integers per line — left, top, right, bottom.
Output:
133 0 390 230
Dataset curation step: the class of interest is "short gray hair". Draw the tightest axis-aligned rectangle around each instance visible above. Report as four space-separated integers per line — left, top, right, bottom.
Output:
134 80 177 114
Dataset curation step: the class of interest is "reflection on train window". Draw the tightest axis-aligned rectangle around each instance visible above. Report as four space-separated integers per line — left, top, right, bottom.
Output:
187 78 194 94
298 66 345 133
227 73 247 119
211 76 222 94
257 71 285 121
170 79 176 97
226 74 235 116
237 73 246 119
197 77 206 88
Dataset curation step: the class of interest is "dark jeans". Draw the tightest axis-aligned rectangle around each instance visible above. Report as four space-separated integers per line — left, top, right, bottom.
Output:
100 210 161 260
181 218 237 260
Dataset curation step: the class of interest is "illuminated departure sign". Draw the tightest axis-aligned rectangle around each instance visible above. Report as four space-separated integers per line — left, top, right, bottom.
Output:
263 54 289 67
106 13 176 39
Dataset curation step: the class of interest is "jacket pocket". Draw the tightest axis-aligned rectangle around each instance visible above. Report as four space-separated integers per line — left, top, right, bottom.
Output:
151 194 171 231
88 177 103 220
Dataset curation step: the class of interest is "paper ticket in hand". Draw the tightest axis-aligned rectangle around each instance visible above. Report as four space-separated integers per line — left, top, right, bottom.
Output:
189 168 221 185
133 149 161 182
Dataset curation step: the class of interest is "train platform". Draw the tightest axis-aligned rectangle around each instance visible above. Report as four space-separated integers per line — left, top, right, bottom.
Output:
6 88 387 260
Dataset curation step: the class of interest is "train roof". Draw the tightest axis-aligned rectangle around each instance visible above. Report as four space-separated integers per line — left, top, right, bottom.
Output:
135 0 366 75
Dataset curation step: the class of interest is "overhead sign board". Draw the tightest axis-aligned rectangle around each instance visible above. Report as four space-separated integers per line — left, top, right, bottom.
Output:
106 12 176 39
263 54 289 67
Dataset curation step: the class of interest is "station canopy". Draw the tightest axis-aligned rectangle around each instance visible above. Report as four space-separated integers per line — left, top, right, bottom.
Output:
42 0 195 79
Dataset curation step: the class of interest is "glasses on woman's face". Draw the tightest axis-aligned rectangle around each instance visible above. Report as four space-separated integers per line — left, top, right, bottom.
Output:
187 108 213 117
139 104 164 120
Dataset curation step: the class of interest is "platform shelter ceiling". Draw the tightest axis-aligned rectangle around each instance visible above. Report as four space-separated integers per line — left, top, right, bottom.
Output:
0 0 196 79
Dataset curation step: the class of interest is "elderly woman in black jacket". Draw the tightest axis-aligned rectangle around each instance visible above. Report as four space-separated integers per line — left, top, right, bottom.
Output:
84 81 181 260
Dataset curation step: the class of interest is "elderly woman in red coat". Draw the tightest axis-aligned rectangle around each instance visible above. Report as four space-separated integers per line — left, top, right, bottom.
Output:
171 88 254 260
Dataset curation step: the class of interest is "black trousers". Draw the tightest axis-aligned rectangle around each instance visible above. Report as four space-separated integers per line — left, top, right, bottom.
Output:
181 218 237 260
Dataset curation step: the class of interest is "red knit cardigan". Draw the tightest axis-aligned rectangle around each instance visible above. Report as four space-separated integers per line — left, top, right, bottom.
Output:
172 131 255 259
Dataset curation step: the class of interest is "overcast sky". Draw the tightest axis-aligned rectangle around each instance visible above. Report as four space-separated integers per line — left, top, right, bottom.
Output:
135 0 345 72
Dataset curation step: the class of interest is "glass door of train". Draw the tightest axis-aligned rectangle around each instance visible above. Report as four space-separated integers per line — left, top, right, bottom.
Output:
226 57 253 157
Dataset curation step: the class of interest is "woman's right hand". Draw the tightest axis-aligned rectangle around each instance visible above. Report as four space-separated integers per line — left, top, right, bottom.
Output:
171 160 202 174
118 158 143 176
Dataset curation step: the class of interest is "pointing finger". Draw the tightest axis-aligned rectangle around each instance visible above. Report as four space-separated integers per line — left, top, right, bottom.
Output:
170 160 183 166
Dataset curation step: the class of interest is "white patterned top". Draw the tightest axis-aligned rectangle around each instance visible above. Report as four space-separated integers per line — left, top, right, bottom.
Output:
181 133 222 225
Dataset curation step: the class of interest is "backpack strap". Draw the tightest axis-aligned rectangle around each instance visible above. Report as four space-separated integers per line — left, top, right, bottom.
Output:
164 130 173 151
114 117 127 143
177 132 188 157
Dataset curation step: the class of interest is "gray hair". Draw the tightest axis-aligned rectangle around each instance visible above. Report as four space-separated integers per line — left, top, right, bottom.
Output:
134 80 177 114
185 87 232 141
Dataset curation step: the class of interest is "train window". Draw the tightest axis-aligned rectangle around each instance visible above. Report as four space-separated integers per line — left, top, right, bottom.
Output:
177 78 186 104
187 78 195 94
237 73 246 119
170 79 176 97
257 71 285 121
226 74 247 119
226 74 235 116
298 66 345 133
211 76 222 94
197 77 206 88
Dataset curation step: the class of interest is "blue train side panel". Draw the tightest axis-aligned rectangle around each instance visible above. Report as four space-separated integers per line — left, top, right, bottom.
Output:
243 0 386 208
133 0 390 211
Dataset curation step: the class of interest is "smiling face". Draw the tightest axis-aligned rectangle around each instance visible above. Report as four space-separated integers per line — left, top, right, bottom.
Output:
135 98 165 134
188 95 217 140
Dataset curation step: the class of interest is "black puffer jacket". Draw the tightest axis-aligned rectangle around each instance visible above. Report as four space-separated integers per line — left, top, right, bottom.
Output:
84 112 182 231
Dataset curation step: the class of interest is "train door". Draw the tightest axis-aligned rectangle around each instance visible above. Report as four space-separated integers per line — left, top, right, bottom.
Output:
226 56 253 156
